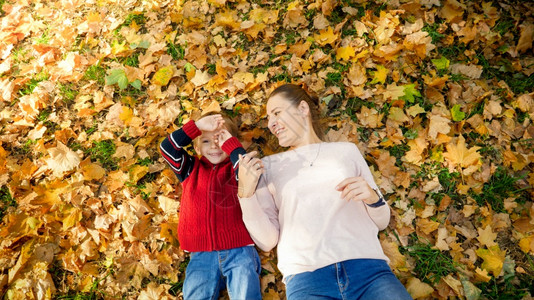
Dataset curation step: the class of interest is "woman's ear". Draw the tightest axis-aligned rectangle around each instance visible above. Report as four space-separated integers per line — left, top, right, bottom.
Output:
298 100 310 117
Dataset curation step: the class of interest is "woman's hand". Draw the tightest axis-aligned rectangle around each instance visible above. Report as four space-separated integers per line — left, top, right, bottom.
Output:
335 177 379 205
238 151 264 198
214 129 232 148
195 114 224 132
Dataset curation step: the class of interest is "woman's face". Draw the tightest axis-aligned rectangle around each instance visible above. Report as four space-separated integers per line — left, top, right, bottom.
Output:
266 93 308 148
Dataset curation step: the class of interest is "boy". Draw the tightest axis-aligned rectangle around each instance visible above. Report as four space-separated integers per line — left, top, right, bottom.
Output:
159 114 261 300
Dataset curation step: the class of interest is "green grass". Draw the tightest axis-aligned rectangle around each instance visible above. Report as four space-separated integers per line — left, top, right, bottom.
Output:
167 41 185 60
122 52 139 67
0 0 5 16
18 72 50 96
123 12 146 28
84 64 106 85
137 157 152 166
84 140 117 170
35 29 50 45
438 43 467 62
401 239 458 284
206 63 216 75
168 256 190 296
58 83 78 104
493 14 516 36
0 186 16 222
422 22 445 44
471 168 523 213
388 144 410 167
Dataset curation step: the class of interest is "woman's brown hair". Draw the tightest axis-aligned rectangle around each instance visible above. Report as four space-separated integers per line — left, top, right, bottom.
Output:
268 84 324 139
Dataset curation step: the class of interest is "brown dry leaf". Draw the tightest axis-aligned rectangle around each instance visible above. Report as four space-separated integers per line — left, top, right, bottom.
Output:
406 277 434 299
477 225 498 247
516 23 534 53
45 142 81 177
428 114 451 140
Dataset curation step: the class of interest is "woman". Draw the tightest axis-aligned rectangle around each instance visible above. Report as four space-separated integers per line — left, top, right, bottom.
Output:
238 84 412 300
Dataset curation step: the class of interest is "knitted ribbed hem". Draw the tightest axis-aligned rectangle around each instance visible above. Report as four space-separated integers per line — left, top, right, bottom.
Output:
221 137 243 155
183 120 201 139
179 228 255 252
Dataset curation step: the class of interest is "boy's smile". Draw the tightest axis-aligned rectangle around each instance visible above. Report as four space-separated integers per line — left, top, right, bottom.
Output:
195 130 229 164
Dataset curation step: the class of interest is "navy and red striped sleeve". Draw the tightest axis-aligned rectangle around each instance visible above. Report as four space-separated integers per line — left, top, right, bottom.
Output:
159 120 201 182
221 137 247 181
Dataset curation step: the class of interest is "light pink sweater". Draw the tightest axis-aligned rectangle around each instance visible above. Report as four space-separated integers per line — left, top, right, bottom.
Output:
239 142 391 278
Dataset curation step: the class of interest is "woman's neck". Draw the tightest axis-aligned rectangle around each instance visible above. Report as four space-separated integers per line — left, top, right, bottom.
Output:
290 132 322 150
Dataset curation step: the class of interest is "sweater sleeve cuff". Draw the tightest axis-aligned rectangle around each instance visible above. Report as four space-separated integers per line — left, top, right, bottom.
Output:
221 137 243 155
183 120 202 139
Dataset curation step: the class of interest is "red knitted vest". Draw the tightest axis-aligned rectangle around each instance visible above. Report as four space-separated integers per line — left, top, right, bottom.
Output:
177 156 254 252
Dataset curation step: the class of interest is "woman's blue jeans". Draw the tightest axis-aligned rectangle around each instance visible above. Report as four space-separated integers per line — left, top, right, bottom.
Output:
284 259 413 300
183 245 262 300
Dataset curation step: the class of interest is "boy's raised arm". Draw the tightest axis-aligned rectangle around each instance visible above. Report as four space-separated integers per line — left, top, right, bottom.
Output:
219 130 246 181
159 120 200 182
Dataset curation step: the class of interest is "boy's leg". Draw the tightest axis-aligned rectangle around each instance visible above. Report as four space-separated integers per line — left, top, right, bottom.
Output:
220 246 262 300
183 251 223 300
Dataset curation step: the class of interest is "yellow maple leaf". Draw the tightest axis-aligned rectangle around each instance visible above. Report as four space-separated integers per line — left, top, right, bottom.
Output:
62 207 82 231
443 135 482 168
475 267 492 282
336 46 355 61
191 70 211 86
406 104 426 117
519 236 534 254
119 106 133 125
82 162 106 181
388 107 409 123
383 83 405 101
313 27 338 46
215 10 240 30
476 245 506 277
406 277 434 299
152 66 174 86
371 65 388 84
477 225 498 247
380 239 407 271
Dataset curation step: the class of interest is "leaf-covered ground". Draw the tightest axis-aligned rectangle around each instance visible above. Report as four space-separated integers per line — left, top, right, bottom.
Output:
0 0 533 299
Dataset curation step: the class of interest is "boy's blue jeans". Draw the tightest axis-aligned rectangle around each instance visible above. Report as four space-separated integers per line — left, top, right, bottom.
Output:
284 259 413 300
183 245 262 300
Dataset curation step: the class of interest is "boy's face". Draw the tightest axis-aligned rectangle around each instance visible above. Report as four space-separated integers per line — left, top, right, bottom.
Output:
194 130 228 164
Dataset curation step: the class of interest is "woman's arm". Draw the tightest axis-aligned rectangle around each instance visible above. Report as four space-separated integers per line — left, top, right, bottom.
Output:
336 144 391 230
238 174 280 252
238 153 280 252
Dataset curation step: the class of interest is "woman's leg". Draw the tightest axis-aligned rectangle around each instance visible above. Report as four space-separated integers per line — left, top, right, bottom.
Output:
220 246 262 300
183 251 224 300
284 263 343 300
342 259 412 300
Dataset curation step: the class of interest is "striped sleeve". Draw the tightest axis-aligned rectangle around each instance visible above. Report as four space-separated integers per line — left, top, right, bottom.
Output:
159 121 201 182
221 137 246 181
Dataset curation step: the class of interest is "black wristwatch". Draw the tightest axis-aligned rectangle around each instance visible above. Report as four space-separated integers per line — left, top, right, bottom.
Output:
366 188 386 207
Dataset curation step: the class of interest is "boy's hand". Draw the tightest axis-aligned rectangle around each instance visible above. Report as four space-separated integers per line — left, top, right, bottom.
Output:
214 129 232 148
196 114 224 132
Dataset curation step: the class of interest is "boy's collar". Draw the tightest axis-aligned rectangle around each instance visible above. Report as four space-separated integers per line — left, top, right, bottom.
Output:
199 155 231 166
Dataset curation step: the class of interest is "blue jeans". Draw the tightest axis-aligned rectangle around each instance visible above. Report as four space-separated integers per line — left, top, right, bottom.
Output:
183 246 262 300
285 259 412 300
